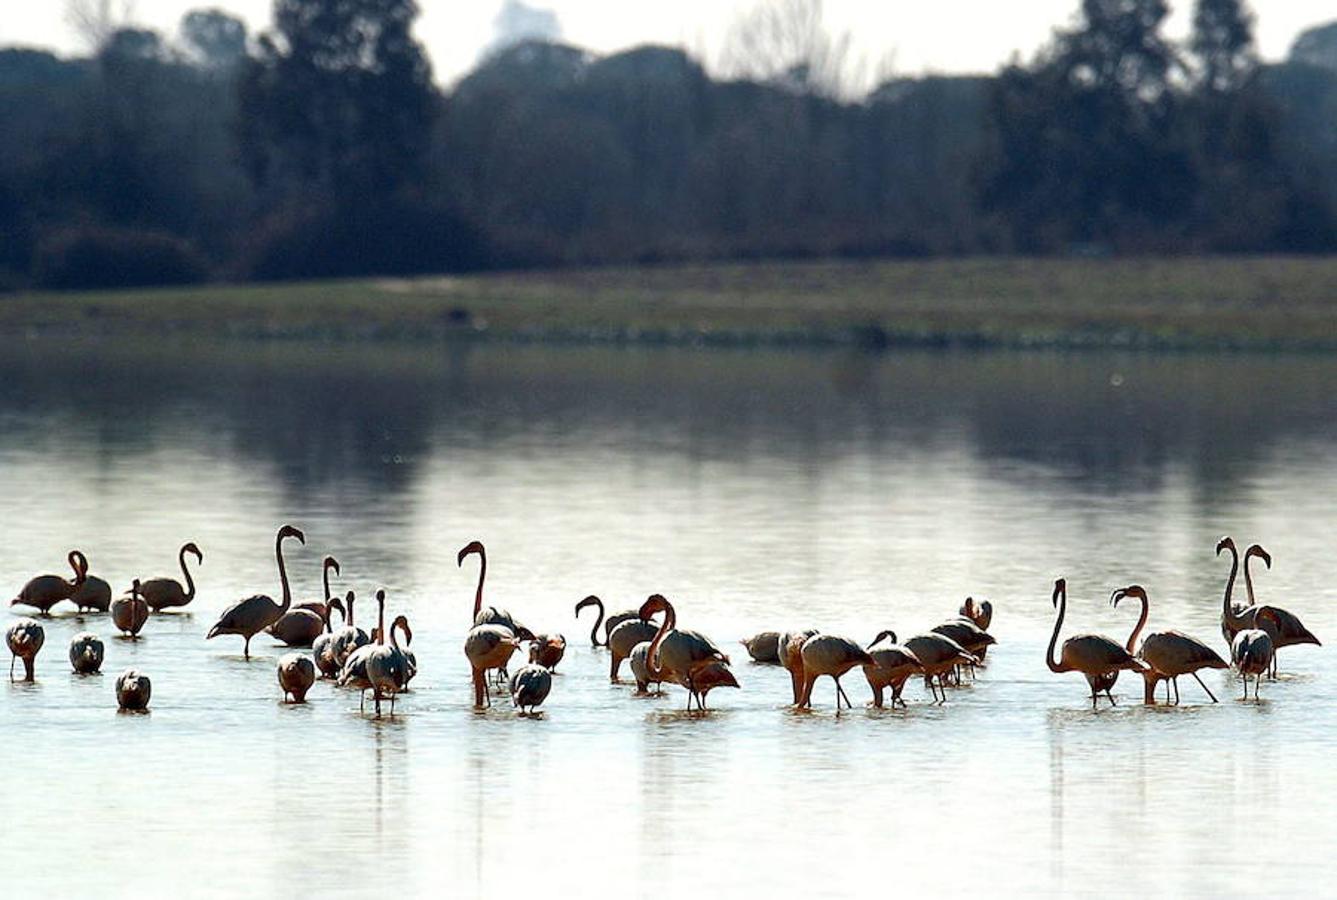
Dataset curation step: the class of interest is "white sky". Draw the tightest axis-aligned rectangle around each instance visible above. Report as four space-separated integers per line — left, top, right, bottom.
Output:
2 1 1332 86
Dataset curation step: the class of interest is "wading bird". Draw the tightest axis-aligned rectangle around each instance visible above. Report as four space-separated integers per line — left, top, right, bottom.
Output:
959 597 994 631
607 616 659 683
932 618 996 682
459 541 532 684
365 607 413 716
11 550 88 615
1218 540 1319 677
312 596 347 678
1110 585 1229 704
277 653 315 702
138 542 203 612
863 631 924 708
510 663 553 714
529 634 566 670
7 618 45 681
116 669 151 711
629 640 662 694
110 580 149 638
574 595 640 647
740 631 782 663
1233 608 1280 701
1045 578 1147 709
71 558 112 613
639 594 734 711
69 632 105 674
903 632 978 703
329 591 370 668
798 634 874 710
207 524 305 659
266 605 326 647
777 629 819 705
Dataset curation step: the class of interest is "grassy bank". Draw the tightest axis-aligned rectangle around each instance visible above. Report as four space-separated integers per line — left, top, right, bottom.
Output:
4 257 1337 350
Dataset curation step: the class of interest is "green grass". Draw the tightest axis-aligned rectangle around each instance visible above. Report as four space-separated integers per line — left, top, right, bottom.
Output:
5 256 1337 350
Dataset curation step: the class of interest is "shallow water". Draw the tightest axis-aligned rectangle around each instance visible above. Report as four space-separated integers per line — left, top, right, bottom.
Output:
3 339 1336 897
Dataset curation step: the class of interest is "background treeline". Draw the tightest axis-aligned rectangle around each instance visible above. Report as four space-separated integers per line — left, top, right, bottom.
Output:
3 0 1337 289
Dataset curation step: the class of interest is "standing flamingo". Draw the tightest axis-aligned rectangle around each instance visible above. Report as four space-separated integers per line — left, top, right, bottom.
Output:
903 632 978 703
6 618 45 681
138 542 203 612
330 590 370 667
313 596 347 678
365 602 412 716
638 594 734 711
459 541 532 684
798 634 874 710
628 640 662 695
70 555 112 613
462 557 523 709
11 550 88 615
277 653 316 702
863 631 924 708
1110 585 1229 704
206 524 305 659
574 595 640 647
1045 578 1147 709
111 580 149 638
1233 608 1280 701
607 616 659 682
510 664 553 714
1220 542 1320 677
69 632 105 674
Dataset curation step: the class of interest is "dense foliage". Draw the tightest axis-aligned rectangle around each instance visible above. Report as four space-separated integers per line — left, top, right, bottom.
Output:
1 0 1335 288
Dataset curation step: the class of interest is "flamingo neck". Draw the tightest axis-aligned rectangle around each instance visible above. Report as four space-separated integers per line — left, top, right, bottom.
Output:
586 598 605 647
472 550 487 618
276 533 292 613
323 562 333 605
1243 553 1258 608
180 546 197 601
1126 595 1149 654
645 605 675 679
1046 587 1066 673
377 595 386 645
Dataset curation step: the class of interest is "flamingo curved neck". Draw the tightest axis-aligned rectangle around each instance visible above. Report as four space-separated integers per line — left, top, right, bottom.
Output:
323 562 334 604
1222 544 1239 614
1046 587 1066 673
1126 595 1149 654
645 604 676 679
376 595 386 645
347 595 356 627
584 598 605 646
472 551 487 619
1243 552 1259 608
180 545 197 601
276 533 292 613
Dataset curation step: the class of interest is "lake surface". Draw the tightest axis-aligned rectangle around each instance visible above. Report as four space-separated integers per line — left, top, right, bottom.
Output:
3 338 1336 897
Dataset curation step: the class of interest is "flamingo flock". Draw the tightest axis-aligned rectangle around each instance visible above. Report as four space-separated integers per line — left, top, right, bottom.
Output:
3 530 1324 718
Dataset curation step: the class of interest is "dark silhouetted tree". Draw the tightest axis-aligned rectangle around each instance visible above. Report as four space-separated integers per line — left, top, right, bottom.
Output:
1191 0 1257 92
180 8 248 70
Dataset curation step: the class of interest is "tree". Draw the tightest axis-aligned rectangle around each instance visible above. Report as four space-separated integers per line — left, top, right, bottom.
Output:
236 0 436 201
1290 21 1337 72
180 8 248 70
64 0 136 52
1191 0 1257 93
719 0 858 99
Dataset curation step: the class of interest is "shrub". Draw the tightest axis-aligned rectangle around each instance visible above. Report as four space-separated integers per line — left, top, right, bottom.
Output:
33 225 208 290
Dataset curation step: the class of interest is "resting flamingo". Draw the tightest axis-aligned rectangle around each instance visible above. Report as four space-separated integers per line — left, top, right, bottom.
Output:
206 524 305 659
1045 578 1147 709
6 618 45 681
71 556 112 613
863 631 924 708
1233 608 1280 701
1110 585 1229 704
798 634 874 710
110 580 149 637
638 594 734 711
138 542 203 612
574 595 640 647
11 550 88 615
1219 541 1320 677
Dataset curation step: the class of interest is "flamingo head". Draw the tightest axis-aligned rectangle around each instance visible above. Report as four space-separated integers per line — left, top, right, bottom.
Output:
514 625 536 642
574 595 601 614
1245 544 1272 569
131 578 141 598
457 541 485 566
1110 584 1146 607
327 596 346 621
392 615 412 645
278 524 305 544
1215 536 1236 557
70 550 89 576
1052 578 1065 606
871 629 897 647
184 542 203 563
324 556 340 576
639 593 672 622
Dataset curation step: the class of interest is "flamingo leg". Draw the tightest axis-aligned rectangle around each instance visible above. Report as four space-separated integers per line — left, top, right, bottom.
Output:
936 675 947 705
1173 678 1181 706
871 685 883 709
8 655 13 681
1191 672 1218 703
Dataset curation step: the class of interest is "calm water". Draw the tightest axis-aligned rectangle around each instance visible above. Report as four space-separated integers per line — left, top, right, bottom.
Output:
3 338 1336 897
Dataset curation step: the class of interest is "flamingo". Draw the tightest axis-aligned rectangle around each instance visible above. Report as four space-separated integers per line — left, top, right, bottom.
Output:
638 594 734 711
115 669 151 711
1233 608 1279 701
339 591 394 713
1220 541 1320 677
574 595 640 647
628 640 662 695
740 631 782 663
463 561 523 710
1110 585 1229 704
1045 578 1147 709
6 618 45 681
798 634 874 710
366 606 413 716
11 550 88 615
295 556 340 616
277 653 316 702
863 630 924 708
329 590 370 668
266 606 326 647
607 616 659 682
688 661 739 706
206 524 305 659
959 597 994 631
391 615 418 689
931 618 996 682
138 542 203 612
903 632 979 703
459 541 532 684
529 634 566 670
312 596 347 678
110 580 149 638
71 556 112 613
777 629 819 705
510 663 553 714
69 632 104 674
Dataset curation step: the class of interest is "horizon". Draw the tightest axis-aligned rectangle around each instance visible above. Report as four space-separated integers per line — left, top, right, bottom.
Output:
3 0 1333 90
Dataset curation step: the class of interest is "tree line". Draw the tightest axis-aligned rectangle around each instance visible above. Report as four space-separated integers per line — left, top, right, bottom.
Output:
2 0 1336 290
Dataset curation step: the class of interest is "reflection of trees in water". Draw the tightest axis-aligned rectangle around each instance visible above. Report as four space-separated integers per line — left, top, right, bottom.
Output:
3 342 1337 503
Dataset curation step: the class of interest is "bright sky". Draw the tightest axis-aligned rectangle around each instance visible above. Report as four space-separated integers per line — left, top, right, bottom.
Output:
2 0 1331 86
